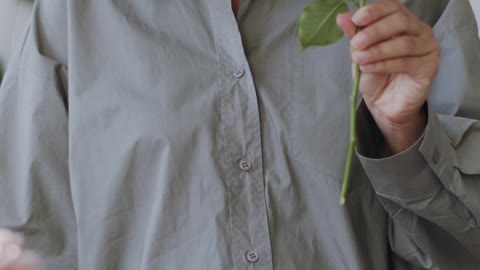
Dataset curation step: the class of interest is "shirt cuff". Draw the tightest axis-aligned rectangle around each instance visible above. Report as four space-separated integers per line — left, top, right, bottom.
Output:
355 101 454 200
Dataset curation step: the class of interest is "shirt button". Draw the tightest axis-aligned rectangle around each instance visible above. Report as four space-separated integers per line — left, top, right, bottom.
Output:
246 250 260 263
239 158 252 171
233 68 245 78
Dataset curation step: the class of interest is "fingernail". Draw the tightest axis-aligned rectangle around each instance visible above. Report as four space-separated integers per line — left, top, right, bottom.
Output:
351 33 368 49
352 10 369 25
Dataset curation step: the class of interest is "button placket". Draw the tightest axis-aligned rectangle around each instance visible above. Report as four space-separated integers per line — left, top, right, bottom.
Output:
204 1 273 267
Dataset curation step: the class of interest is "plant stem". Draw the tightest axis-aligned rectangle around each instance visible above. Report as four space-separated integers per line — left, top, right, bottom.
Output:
339 0 366 206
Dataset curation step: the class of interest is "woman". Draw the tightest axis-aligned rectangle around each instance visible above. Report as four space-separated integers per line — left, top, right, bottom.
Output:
1 0 479 269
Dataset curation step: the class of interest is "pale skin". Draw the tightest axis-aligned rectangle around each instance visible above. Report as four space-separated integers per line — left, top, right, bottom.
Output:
337 0 441 154
0 0 440 269
0 230 41 270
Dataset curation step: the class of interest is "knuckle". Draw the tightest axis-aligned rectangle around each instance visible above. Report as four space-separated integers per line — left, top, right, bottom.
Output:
376 61 386 70
366 25 383 39
371 45 386 60
392 12 410 30
369 47 380 60
402 37 417 51
398 58 409 69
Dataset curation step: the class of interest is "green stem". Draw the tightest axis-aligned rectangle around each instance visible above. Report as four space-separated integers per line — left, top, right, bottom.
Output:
339 0 366 206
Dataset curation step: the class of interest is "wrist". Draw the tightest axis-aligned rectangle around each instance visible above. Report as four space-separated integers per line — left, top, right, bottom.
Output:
371 105 428 155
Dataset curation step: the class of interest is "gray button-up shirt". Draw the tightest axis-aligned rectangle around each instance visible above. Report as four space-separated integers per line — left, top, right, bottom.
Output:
1 0 480 269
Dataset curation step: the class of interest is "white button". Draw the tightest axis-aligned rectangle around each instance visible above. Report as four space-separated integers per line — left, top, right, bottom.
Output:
246 250 260 263
239 159 252 171
233 68 245 78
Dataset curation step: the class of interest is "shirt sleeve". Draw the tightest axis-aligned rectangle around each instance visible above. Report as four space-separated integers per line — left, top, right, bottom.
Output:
0 1 77 269
356 0 480 268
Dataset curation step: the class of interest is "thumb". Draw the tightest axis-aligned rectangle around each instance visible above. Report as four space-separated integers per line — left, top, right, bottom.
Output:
336 13 356 39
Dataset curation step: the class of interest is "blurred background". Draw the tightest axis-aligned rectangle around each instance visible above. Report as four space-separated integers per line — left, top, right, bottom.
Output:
1 0 480 82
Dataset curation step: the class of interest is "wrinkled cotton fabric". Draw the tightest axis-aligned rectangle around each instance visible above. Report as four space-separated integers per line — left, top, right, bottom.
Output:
1 0 480 269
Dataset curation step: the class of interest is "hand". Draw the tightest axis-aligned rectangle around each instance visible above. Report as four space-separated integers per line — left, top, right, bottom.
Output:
0 230 42 270
337 0 441 154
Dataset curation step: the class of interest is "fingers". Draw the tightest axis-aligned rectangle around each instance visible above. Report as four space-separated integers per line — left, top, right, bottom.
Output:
336 13 356 39
338 0 440 79
359 52 439 78
351 35 437 65
0 230 41 270
0 230 24 269
351 0 402 27
351 11 426 49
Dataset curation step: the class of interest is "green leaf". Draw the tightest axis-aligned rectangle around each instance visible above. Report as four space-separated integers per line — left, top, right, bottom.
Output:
298 0 348 50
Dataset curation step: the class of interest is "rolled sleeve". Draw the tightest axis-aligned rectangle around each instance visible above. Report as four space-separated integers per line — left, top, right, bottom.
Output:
356 102 455 200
